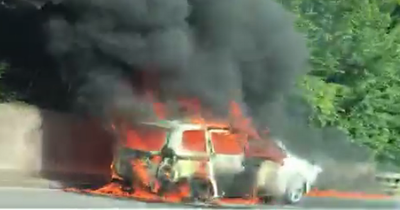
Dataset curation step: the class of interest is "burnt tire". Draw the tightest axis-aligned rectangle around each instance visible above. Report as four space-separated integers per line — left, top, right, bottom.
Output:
283 178 306 204
190 178 215 202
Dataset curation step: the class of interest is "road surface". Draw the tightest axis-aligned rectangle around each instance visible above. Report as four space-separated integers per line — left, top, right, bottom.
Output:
0 187 398 209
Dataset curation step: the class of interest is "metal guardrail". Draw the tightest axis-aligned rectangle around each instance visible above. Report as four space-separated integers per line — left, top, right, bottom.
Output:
376 172 400 195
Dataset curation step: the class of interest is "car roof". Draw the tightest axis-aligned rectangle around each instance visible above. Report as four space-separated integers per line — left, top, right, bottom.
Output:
140 120 230 130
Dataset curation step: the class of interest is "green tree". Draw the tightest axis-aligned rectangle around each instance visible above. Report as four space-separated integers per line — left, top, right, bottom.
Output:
278 0 400 164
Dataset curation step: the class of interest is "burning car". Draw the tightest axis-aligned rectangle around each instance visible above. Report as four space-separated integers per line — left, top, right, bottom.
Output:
110 120 322 205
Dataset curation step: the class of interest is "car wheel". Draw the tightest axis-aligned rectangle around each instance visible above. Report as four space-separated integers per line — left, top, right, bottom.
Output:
190 178 215 202
283 179 306 204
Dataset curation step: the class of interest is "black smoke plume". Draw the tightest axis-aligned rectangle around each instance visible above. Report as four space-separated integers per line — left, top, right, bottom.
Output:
45 0 309 125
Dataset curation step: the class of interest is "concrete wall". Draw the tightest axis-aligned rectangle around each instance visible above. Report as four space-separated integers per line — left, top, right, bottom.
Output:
0 103 114 184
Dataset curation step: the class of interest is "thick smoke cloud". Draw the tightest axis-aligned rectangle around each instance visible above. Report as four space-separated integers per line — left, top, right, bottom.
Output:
46 0 309 126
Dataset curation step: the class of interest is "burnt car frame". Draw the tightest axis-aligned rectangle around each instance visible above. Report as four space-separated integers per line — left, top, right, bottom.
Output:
113 120 321 204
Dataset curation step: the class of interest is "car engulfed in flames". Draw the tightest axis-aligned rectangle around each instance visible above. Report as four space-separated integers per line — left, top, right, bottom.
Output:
66 114 322 206
112 120 283 202
60 97 322 206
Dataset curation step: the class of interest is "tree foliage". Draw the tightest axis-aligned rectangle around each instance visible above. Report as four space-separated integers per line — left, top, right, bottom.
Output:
278 0 400 164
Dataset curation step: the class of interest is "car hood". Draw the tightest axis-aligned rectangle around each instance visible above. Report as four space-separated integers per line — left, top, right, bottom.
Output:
245 139 287 164
283 153 323 183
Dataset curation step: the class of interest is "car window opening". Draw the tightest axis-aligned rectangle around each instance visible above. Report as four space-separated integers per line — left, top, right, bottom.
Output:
211 132 243 155
182 130 207 152
125 125 169 152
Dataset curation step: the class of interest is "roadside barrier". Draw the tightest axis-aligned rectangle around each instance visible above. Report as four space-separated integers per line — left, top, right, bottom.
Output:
375 172 400 195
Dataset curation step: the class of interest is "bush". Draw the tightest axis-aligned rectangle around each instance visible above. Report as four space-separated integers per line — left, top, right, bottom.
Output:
278 0 400 164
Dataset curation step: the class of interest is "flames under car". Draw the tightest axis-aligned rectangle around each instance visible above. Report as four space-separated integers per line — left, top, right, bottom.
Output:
110 120 322 204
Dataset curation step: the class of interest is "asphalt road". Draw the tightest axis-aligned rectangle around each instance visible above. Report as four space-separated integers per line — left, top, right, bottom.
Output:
0 187 398 209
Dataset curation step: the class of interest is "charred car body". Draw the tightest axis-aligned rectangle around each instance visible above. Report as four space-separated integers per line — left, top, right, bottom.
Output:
113 120 322 204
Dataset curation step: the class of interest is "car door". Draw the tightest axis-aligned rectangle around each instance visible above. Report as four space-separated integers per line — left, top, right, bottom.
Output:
207 129 246 196
172 128 210 181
